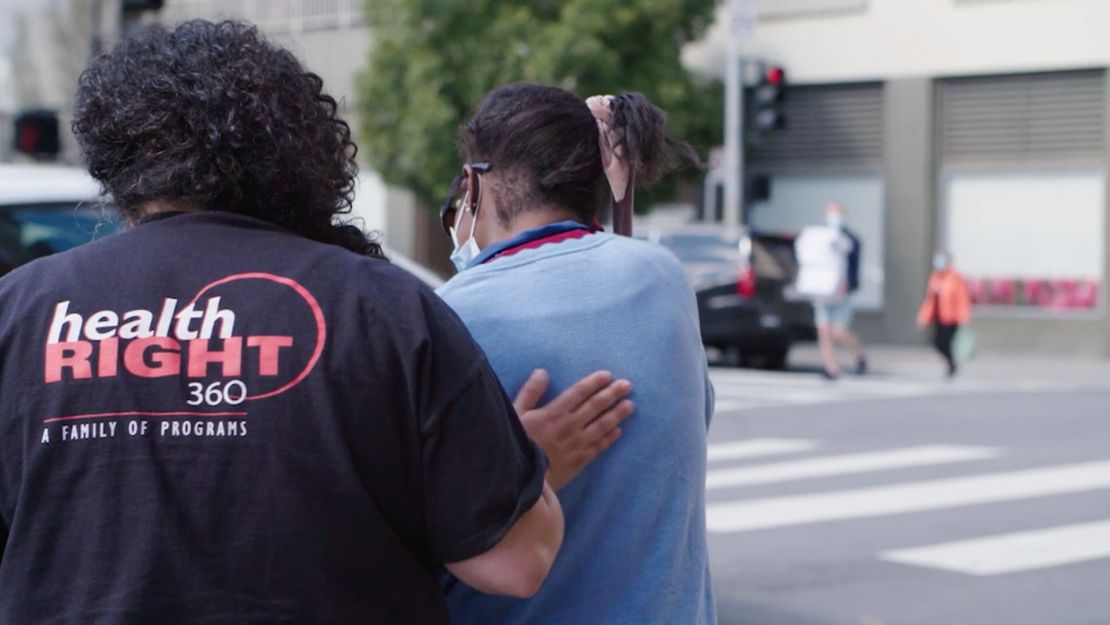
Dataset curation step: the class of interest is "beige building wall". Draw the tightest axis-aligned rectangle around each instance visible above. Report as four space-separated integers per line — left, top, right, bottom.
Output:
686 0 1110 83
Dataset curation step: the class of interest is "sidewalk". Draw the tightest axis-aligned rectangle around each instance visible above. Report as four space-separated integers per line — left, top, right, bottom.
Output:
787 344 1110 389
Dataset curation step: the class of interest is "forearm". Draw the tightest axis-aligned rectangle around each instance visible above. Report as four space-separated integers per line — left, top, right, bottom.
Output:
524 481 564 564
445 480 564 598
502 480 564 579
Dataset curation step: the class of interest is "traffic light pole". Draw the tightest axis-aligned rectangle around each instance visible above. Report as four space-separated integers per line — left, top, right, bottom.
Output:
90 0 104 58
723 26 744 227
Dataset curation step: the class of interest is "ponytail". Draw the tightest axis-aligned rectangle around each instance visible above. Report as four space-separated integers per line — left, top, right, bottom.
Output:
589 92 700 235
608 92 700 187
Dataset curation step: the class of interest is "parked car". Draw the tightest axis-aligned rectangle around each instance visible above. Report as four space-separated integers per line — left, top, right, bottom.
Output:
0 165 121 277
643 225 815 370
0 165 444 288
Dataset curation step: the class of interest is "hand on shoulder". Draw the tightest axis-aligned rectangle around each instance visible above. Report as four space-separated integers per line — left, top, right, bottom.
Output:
512 370 635 490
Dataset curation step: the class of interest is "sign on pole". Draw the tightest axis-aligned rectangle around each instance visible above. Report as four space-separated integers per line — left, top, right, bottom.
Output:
728 0 757 38
723 0 755 227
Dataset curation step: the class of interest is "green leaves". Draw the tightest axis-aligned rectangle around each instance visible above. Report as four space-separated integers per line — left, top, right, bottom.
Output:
357 0 722 209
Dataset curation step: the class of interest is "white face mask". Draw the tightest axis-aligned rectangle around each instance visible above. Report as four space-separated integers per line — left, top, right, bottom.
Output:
449 229 481 272
449 186 482 272
933 254 950 271
826 214 844 229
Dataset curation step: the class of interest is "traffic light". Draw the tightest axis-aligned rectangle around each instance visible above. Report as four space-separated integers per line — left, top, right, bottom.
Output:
122 0 164 10
750 174 772 202
13 110 60 159
752 65 787 133
122 0 164 33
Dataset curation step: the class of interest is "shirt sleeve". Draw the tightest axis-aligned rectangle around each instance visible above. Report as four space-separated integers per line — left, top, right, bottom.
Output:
412 290 547 564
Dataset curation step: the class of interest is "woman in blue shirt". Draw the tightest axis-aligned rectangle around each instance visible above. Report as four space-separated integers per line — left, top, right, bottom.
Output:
438 83 716 625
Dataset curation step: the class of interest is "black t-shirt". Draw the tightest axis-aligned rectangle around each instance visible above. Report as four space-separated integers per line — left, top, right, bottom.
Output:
0 211 545 624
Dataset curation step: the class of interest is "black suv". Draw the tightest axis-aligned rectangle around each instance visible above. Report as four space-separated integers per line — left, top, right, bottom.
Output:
645 226 815 370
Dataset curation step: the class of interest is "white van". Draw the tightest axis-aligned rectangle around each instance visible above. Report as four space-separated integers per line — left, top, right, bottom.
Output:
0 164 117 275
0 164 442 287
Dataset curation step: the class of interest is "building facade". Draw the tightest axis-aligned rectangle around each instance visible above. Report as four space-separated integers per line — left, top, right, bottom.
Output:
687 0 1110 356
4 0 424 261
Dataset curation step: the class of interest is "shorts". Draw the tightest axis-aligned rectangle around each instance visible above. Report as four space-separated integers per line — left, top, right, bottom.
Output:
814 298 854 329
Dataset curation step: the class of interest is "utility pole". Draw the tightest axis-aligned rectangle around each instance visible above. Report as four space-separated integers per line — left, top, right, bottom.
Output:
90 0 104 58
121 0 165 34
724 0 755 227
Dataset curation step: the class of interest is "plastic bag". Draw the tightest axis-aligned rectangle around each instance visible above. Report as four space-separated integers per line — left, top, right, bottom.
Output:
953 326 977 363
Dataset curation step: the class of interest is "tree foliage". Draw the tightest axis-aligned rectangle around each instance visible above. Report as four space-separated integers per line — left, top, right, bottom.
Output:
357 0 723 208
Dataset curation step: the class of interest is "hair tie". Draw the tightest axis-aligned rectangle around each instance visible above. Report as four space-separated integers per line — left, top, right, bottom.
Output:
586 95 635 236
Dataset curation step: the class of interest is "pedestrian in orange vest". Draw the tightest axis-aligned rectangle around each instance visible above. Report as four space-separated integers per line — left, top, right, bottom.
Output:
917 252 972 377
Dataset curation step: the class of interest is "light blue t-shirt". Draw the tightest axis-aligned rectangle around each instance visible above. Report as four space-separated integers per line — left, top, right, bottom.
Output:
437 227 716 625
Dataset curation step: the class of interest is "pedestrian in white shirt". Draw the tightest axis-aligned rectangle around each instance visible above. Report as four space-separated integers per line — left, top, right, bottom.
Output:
794 202 868 380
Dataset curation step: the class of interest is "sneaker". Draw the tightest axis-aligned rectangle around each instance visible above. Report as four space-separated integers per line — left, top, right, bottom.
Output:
855 358 869 376
821 369 839 382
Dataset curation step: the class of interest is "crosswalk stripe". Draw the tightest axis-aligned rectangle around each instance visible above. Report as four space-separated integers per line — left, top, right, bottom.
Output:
708 375 972 415
707 438 821 463
706 445 1001 490
714 389 846 404
712 381 936 397
713 399 781 413
707 460 1110 533
880 519 1110 575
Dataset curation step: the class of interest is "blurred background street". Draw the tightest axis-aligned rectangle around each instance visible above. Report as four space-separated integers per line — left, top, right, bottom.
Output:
708 348 1110 625
3 0 1110 623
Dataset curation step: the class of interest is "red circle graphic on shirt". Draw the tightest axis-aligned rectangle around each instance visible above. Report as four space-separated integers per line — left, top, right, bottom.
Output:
189 272 326 401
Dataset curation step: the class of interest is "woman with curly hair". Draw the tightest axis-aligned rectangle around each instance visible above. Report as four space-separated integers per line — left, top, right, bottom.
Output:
76 22 375 256
0 20 636 623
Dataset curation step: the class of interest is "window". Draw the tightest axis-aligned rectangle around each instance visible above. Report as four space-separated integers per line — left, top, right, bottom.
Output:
937 70 1106 315
0 203 122 277
748 174 885 309
941 170 1104 314
661 234 742 265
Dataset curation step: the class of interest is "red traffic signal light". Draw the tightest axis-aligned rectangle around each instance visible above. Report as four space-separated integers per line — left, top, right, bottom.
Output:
750 64 787 133
751 64 787 133
13 110 60 158
765 66 785 86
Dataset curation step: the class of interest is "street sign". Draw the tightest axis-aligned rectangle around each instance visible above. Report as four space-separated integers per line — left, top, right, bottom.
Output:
723 0 756 226
728 0 757 39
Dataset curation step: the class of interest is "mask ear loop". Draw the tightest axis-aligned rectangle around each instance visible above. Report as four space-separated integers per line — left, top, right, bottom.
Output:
461 167 482 244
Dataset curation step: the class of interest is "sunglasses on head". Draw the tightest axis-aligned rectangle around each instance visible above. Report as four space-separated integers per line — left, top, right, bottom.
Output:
439 162 491 237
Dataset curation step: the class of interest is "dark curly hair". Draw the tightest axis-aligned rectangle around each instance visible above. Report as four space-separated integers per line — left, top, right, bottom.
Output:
460 83 698 226
72 19 381 257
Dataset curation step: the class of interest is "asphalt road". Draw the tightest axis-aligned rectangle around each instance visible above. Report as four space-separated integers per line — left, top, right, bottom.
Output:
707 356 1110 625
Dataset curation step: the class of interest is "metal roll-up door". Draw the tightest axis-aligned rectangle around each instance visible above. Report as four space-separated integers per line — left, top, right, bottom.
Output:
938 69 1106 164
748 82 885 172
